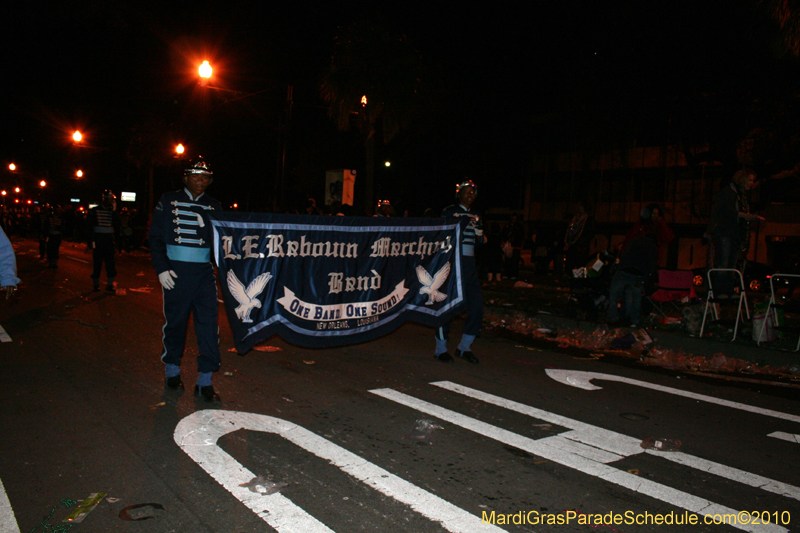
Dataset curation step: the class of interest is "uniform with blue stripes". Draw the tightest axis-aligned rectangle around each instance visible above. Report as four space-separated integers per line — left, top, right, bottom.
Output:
435 180 484 363
149 187 222 383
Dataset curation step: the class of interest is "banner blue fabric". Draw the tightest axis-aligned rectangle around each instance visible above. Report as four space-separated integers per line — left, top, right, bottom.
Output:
209 213 468 352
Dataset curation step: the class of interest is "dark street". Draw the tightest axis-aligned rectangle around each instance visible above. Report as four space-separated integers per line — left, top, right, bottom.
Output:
1 238 798 532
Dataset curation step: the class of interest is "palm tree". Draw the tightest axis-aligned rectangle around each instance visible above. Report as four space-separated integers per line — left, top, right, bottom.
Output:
320 19 423 212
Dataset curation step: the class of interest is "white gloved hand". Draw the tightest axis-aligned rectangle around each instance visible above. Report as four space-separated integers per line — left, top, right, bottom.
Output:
158 270 178 290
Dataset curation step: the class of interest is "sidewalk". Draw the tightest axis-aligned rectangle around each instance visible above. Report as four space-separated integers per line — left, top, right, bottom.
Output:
481 266 800 377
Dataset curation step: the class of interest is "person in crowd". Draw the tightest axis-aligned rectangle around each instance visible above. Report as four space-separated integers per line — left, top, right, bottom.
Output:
375 199 392 217
435 179 484 364
149 157 223 402
36 204 49 261
501 214 525 280
87 190 120 292
484 221 504 283
606 233 658 327
706 169 765 298
118 207 132 253
622 203 674 267
564 199 595 276
0 224 20 300
44 205 63 269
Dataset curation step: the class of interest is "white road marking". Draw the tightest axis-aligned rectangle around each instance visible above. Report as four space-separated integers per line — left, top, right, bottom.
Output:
768 431 800 444
646 450 800 500
174 410 505 533
433 380 800 502
545 369 800 424
0 325 11 343
0 477 21 533
370 385 791 533
65 256 89 264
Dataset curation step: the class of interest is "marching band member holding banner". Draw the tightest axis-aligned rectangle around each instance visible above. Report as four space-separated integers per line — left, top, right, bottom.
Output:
434 179 484 364
149 157 223 402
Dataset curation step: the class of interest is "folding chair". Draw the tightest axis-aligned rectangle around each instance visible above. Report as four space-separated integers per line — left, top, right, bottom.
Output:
647 269 698 318
699 268 750 341
758 273 800 351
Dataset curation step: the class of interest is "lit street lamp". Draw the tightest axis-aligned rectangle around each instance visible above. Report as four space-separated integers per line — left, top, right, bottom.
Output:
76 170 83 178
175 143 185 155
39 180 47 188
199 60 212 81
8 163 16 172
73 131 82 143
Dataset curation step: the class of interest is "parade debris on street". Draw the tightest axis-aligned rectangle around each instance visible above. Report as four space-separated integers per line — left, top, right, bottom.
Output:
485 309 799 378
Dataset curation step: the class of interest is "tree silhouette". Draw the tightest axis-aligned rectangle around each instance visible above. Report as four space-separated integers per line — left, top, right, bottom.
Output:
126 117 173 214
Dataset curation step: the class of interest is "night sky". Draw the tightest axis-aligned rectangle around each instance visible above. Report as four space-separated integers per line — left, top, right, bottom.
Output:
2 0 796 213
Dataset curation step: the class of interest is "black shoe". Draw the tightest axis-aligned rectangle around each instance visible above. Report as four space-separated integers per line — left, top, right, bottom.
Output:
435 352 454 363
194 384 221 403
106 285 115 293
456 349 479 364
165 375 184 390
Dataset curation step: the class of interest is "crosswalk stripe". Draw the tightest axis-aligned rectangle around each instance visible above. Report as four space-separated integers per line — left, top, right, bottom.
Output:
370 385 789 533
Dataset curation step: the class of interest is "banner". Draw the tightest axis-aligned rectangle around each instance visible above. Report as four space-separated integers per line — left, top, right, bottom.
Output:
209 213 468 353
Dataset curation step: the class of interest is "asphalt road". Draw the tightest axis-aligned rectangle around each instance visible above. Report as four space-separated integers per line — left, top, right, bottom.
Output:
1 237 799 533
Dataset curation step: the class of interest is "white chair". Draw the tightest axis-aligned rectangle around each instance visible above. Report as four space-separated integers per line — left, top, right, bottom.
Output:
758 273 800 351
699 268 750 341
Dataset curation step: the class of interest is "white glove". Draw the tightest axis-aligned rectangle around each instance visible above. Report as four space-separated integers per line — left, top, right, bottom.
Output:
158 270 178 290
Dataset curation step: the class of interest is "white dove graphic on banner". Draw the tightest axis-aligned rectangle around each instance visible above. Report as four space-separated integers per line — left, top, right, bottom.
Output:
415 262 451 305
227 271 272 323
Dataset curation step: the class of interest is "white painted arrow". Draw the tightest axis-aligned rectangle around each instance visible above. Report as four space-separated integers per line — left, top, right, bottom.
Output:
545 369 800 424
0 477 20 533
174 409 504 533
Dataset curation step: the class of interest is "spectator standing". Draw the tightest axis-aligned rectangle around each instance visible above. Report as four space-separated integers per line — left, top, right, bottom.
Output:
564 199 595 276
484 221 504 282
706 169 765 298
501 214 525 280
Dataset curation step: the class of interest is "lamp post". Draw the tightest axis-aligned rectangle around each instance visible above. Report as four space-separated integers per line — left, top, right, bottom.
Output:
196 60 292 211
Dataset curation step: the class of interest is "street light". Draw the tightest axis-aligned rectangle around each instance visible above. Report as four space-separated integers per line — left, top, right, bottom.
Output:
175 143 185 155
39 180 47 188
199 60 212 80
73 131 82 143
196 60 293 210
76 170 83 178
8 163 15 172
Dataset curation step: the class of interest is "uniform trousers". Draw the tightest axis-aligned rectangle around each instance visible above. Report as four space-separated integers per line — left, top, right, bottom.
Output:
92 234 117 280
436 256 483 341
160 261 221 374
